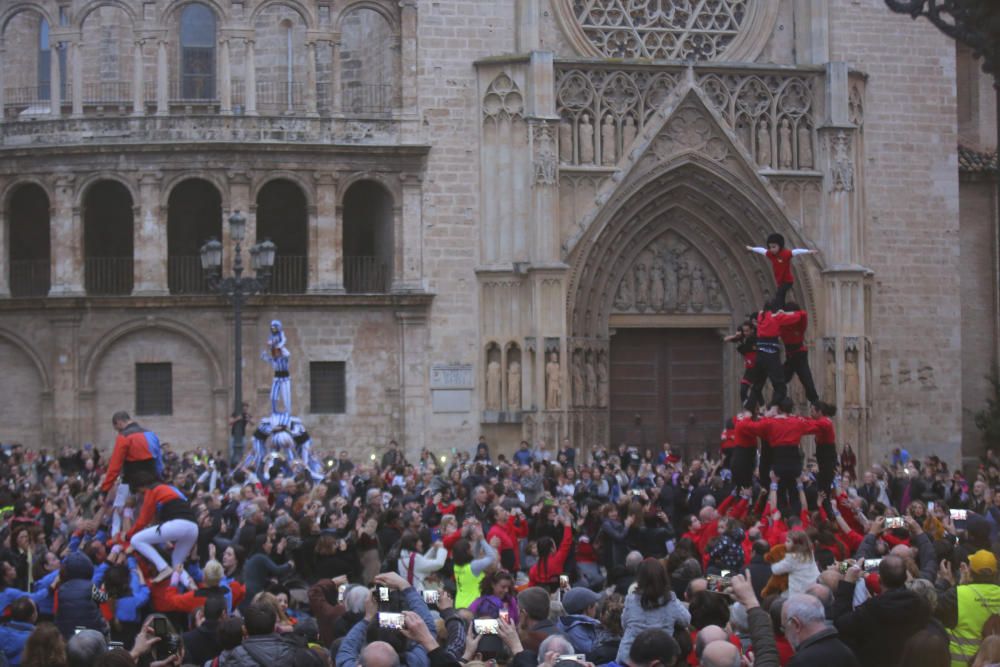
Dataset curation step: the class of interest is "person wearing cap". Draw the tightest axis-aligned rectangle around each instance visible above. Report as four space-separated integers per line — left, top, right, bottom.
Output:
557 587 602 657
937 549 1000 667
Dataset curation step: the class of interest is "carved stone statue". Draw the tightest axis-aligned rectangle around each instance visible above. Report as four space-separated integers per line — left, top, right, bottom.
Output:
677 261 692 311
663 252 678 311
825 347 837 399
545 351 562 410
507 360 521 411
572 351 585 407
622 116 637 152
706 277 723 310
614 273 634 310
585 351 598 407
596 351 609 409
579 114 595 165
634 263 649 311
779 118 793 169
601 115 616 166
559 119 574 163
486 359 502 411
798 124 813 168
691 265 706 312
756 121 771 167
844 348 860 405
650 259 666 312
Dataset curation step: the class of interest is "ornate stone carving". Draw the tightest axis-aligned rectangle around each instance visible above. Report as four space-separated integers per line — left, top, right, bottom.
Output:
585 350 597 408
650 104 731 164
532 123 558 186
610 231 728 315
844 343 860 406
601 115 616 165
778 118 793 169
485 359 502 410
830 131 855 193
798 125 813 168
848 84 864 127
572 348 585 407
823 338 837 400
756 121 771 167
596 349 609 409
482 73 523 121
545 351 562 410
579 114 595 164
559 120 574 163
507 360 521 410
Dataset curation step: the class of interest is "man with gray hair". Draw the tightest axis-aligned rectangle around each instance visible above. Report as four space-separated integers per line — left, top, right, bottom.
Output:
614 550 644 595
783 594 859 667
537 635 576 665
67 629 107 667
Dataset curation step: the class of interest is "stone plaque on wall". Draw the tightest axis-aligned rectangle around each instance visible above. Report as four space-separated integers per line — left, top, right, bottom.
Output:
431 364 474 413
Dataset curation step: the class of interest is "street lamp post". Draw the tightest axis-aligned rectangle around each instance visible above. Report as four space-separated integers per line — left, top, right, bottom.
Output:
200 211 277 465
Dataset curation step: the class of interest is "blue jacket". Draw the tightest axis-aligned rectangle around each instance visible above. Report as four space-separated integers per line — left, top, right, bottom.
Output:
335 587 434 667
0 621 33 665
54 552 107 639
93 558 149 623
32 571 58 615
558 615 601 655
0 586 49 616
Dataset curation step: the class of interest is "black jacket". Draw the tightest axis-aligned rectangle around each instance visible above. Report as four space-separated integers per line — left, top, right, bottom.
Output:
833 582 929 667
183 620 223 666
54 552 108 640
747 554 772 600
787 627 860 667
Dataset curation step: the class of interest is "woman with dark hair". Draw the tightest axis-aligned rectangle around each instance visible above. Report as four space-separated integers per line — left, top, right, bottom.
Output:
21 622 68 667
528 513 573 590
598 503 632 576
452 524 498 609
468 569 519 625
395 530 445 591
96 550 149 648
616 558 690 664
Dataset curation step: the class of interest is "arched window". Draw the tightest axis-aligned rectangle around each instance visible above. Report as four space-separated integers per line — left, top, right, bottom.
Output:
179 3 216 100
37 19 66 101
84 180 134 295
79 6 134 105
343 180 393 293
256 179 307 293
167 179 222 294
339 8 398 113
254 7 307 113
7 184 51 297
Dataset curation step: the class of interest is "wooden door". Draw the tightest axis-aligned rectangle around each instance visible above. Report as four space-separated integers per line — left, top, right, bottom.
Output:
609 328 723 460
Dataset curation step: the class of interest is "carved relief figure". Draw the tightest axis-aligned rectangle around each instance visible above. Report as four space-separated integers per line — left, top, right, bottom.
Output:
622 116 637 152
706 277 723 311
663 251 678 311
677 261 692 311
650 258 666 312
634 263 649 311
756 121 771 167
579 114 595 164
798 124 813 168
533 124 558 186
601 115 616 166
585 351 598 407
486 359 502 411
596 351 609 409
825 347 837 400
831 131 855 192
559 119 574 163
614 273 634 310
779 118 793 169
690 265 706 312
572 350 585 407
507 360 521 410
844 348 860 405
545 352 562 410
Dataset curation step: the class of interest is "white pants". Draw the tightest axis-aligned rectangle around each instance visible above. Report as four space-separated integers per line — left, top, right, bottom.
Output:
111 483 130 538
130 519 198 572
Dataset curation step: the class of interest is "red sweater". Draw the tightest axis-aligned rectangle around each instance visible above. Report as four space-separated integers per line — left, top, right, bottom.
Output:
744 416 818 447
756 310 803 339
766 248 796 285
126 485 191 541
720 429 736 452
528 525 572 587
779 311 808 349
487 516 528 570
812 416 836 446
733 415 758 448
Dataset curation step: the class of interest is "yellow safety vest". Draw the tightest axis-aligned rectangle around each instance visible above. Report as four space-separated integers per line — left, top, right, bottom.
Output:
455 562 484 610
949 583 1000 667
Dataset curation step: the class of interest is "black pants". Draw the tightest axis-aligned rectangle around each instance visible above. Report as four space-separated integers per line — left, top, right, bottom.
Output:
731 447 755 490
774 281 793 310
758 440 772 484
722 448 734 471
772 447 803 515
783 349 819 404
740 374 753 408
749 343 786 410
816 444 837 493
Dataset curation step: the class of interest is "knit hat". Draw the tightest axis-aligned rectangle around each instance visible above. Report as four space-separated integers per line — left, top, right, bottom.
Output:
970 550 998 575
766 233 785 248
562 587 601 615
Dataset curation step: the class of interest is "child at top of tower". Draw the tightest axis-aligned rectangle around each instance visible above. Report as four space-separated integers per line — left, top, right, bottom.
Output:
746 233 817 309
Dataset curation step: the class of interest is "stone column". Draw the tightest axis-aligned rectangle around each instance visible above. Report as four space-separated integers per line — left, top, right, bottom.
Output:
330 36 341 113
396 310 429 455
219 38 232 114
133 172 168 295
156 39 169 115
50 314 81 446
0 195 8 297
399 1 417 111
244 39 257 116
49 175 85 296
0 44 6 122
70 40 83 116
309 172 343 293
305 41 318 116
50 41 62 116
132 39 145 115
516 0 540 52
395 173 423 291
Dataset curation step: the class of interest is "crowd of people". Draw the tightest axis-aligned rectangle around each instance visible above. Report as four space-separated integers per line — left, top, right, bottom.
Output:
0 235 997 667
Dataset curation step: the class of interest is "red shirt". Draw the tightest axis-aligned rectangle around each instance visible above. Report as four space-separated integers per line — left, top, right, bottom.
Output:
812 416 836 446
733 416 758 448
757 310 802 339
779 310 808 348
720 429 736 451
767 248 795 284
745 416 819 447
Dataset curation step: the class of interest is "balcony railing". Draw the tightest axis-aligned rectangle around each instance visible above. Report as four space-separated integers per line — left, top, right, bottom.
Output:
168 256 210 295
344 255 390 294
342 84 395 115
255 81 305 112
81 81 132 106
85 257 133 295
9 259 50 297
270 255 307 294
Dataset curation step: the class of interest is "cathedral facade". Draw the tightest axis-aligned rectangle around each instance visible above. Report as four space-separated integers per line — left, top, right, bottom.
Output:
0 0 995 469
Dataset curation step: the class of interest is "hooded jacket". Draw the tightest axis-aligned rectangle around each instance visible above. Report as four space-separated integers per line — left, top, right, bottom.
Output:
220 633 298 667
833 582 929 667
54 552 107 639
558 614 601 655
